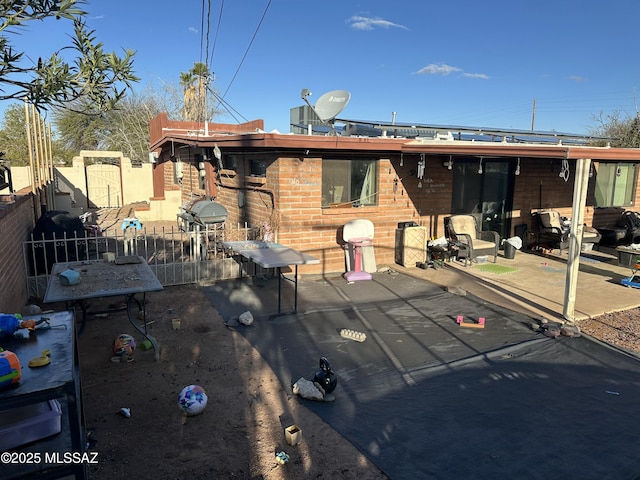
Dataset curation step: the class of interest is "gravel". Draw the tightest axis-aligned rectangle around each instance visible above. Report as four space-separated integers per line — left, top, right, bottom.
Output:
579 308 640 355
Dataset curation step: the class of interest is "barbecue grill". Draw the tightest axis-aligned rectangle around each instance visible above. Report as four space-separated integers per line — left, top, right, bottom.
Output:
178 197 228 231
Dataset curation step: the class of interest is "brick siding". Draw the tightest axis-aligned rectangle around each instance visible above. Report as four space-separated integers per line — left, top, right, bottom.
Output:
0 192 37 313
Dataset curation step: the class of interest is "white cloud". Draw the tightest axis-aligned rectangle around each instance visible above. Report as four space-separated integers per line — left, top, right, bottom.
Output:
347 16 408 31
188 27 198 34
415 64 462 76
463 72 489 79
414 63 489 79
568 75 587 82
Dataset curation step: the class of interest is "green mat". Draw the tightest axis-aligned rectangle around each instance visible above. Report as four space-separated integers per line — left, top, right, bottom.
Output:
474 263 518 274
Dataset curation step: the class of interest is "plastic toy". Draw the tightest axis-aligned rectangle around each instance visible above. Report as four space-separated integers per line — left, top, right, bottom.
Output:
313 357 337 393
0 313 41 337
113 334 136 357
621 260 640 288
0 349 21 388
178 385 208 416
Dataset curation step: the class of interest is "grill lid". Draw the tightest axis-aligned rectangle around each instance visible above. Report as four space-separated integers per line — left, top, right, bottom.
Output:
186 198 228 225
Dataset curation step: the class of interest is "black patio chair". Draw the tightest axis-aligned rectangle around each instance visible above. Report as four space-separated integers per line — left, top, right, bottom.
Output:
446 214 500 263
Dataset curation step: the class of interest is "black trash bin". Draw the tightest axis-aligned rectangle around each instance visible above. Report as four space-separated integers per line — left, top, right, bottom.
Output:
503 241 516 259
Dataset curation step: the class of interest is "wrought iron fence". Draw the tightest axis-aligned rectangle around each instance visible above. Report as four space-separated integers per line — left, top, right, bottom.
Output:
23 223 256 300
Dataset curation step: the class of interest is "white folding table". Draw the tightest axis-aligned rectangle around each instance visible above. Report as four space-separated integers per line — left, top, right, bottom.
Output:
223 241 319 314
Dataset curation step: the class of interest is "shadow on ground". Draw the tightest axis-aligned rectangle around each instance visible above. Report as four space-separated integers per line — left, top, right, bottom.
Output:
202 271 640 479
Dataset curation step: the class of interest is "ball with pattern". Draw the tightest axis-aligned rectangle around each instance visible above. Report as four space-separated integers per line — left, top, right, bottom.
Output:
178 385 208 416
113 334 136 356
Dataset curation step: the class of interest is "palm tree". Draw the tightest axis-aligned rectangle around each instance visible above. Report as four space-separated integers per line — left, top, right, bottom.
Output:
180 63 211 122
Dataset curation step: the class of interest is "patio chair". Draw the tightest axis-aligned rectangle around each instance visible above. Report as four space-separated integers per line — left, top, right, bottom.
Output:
446 215 500 264
532 210 569 253
615 211 640 244
532 210 601 253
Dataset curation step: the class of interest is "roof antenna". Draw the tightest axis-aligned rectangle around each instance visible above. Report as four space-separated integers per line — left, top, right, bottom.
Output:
301 88 351 136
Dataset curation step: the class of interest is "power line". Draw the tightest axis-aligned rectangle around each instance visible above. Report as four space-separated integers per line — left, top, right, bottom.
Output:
220 0 272 99
209 88 249 124
208 0 224 67
199 0 207 67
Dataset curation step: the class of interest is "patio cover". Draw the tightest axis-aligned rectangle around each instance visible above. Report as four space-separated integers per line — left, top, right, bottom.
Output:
203 272 640 479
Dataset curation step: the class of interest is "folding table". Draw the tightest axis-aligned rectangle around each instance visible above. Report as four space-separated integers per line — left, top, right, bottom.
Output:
223 241 319 315
43 256 163 360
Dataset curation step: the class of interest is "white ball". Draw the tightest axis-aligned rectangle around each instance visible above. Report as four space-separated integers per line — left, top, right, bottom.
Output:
178 385 208 416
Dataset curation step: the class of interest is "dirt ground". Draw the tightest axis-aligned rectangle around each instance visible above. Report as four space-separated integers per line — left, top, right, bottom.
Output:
74 284 389 480
60 215 640 479
67 281 640 480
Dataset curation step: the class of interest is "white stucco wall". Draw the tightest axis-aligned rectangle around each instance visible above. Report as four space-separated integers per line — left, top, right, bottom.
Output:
1 152 176 221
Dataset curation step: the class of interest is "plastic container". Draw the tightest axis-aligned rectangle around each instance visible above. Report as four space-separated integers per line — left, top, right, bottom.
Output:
504 241 516 259
0 313 21 337
581 242 594 252
285 425 302 445
616 247 640 268
0 400 62 450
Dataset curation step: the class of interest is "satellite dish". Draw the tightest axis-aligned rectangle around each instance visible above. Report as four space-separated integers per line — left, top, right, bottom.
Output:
314 90 351 122
301 88 351 135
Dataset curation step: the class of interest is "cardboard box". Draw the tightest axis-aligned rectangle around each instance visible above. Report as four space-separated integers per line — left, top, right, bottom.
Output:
285 425 302 446
0 400 62 450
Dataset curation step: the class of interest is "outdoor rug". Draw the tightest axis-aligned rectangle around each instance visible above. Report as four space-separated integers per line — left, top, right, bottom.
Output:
473 264 518 274
202 272 640 480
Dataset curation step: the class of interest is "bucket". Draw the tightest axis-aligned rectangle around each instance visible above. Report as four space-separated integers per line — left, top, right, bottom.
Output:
504 241 516 259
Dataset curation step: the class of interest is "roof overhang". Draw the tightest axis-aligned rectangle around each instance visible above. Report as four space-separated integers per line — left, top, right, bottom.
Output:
151 131 640 162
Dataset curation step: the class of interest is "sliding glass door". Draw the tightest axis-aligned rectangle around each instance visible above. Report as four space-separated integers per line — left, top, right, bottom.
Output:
451 158 514 240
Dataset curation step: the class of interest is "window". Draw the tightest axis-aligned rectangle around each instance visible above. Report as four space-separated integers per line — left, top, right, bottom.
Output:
250 159 267 177
595 163 637 207
222 154 238 171
322 158 378 207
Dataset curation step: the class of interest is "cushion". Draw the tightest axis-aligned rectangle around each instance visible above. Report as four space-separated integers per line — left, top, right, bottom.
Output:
450 216 477 238
539 211 562 229
471 239 496 250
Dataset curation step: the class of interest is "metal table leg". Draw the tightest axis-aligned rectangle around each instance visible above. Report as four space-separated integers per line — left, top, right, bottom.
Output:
126 292 159 361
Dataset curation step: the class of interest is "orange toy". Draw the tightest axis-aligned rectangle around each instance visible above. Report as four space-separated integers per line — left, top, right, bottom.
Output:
0 349 21 388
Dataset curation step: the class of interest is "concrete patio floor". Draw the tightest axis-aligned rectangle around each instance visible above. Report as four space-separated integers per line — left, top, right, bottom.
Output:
392 245 640 322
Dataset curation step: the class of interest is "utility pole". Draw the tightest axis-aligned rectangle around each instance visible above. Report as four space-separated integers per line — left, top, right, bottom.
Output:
531 97 536 131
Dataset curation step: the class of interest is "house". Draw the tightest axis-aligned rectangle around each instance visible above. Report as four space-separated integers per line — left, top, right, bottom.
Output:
3 111 640 313
149 112 640 276
146 114 640 273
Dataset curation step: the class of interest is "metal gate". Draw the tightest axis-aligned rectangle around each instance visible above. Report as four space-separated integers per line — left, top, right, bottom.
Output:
23 224 256 300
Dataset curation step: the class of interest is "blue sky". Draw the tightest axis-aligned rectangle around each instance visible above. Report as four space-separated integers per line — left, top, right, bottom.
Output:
8 0 640 134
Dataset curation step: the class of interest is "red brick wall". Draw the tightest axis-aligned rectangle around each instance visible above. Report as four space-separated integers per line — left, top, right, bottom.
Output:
217 154 638 276
216 156 278 237
220 154 455 275
0 192 37 313
154 150 219 205
513 159 616 233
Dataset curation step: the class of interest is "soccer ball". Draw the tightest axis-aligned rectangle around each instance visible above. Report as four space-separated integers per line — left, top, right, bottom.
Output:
113 334 136 357
178 385 208 416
